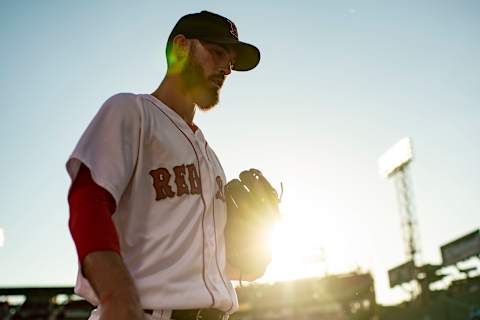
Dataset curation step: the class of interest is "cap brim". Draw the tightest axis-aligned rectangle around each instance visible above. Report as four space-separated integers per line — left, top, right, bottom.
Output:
230 41 260 71
200 37 260 71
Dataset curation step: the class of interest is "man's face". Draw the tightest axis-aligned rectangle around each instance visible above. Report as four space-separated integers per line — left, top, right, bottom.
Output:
181 40 236 110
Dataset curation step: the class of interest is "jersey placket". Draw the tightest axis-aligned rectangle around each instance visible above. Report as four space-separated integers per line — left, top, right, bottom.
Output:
202 145 234 313
192 133 225 307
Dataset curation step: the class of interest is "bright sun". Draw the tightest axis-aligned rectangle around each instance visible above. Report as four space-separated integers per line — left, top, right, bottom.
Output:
264 215 328 282
261 201 355 283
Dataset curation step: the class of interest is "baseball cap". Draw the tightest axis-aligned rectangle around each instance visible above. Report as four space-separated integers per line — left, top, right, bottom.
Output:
168 11 260 71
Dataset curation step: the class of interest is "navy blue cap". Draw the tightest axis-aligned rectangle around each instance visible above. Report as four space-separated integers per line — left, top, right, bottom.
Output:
168 11 260 71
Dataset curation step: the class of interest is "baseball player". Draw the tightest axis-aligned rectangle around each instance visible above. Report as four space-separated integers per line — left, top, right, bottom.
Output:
66 11 269 320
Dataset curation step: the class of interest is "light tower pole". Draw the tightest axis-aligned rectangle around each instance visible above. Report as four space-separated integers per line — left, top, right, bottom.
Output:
379 138 423 298
379 137 420 265
392 162 420 264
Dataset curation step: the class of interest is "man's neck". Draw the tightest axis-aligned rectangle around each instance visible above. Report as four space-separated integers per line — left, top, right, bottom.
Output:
151 75 196 124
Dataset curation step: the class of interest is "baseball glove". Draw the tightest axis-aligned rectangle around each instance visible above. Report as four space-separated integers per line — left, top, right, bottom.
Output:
224 169 281 276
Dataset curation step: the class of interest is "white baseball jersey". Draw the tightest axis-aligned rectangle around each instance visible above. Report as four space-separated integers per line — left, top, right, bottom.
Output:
66 93 238 316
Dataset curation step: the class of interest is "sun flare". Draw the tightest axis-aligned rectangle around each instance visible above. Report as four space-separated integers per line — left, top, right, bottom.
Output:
261 201 355 283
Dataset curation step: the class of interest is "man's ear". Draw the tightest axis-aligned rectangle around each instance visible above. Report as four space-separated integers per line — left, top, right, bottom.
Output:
172 34 190 61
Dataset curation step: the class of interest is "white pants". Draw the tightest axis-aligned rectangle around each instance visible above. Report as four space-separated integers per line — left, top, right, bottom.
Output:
88 307 172 320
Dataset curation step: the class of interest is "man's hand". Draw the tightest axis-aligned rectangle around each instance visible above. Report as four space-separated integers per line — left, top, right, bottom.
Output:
100 293 145 320
83 251 144 320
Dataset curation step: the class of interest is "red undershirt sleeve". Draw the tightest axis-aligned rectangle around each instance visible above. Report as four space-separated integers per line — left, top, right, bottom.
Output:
68 163 120 265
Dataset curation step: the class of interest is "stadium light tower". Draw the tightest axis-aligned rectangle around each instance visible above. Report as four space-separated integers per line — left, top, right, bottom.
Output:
379 137 421 266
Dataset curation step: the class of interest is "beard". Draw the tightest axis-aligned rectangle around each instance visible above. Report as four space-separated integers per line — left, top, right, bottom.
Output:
181 53 222 110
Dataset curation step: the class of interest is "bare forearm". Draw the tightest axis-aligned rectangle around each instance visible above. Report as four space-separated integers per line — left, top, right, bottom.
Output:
226 262 267 282
83 251 143 320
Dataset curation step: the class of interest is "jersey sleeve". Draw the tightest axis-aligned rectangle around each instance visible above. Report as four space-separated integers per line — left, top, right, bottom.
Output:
66 93 142 205
68 164 120 264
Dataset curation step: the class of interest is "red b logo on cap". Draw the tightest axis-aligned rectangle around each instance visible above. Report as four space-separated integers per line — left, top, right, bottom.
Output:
227 19 238 39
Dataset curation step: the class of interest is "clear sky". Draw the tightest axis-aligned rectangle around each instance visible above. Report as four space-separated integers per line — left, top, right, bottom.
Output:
1 0 479 305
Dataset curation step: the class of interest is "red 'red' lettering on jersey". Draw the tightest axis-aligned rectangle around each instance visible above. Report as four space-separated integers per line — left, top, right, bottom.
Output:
215 176 225 202
150 163 202 201
187 163 201 195
149 168 175 200
173 164 189 196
